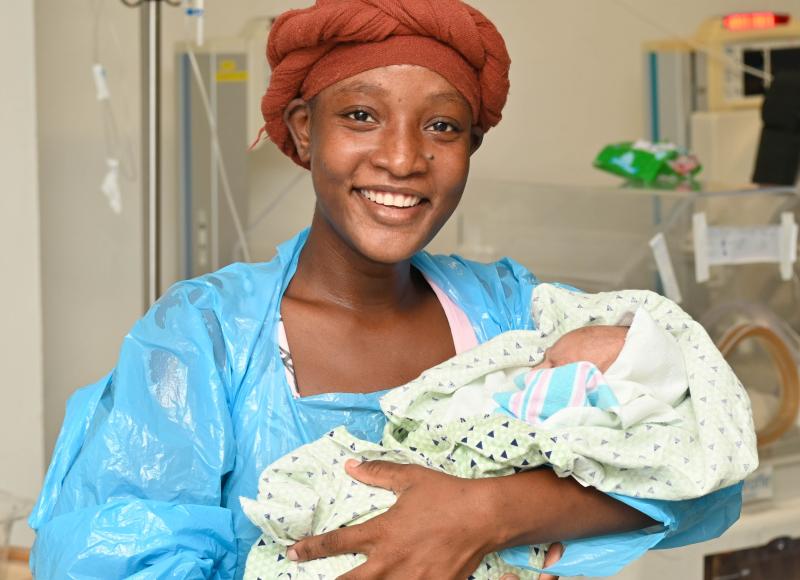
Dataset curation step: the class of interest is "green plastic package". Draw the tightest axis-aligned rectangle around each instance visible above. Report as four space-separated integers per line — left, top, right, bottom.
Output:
594 140 702 187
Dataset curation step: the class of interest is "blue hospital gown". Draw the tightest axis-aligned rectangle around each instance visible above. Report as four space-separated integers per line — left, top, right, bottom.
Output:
29 229 743 579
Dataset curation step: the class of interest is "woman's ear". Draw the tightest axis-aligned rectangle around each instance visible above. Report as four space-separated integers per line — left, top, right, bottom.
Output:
284 98 313 164
470 126 484 155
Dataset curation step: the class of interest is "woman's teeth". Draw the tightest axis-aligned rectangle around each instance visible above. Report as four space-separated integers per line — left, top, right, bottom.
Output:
359 189 422 208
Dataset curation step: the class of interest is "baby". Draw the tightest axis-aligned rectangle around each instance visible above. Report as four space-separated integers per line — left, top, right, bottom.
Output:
439 306 687 431
495 325 630 423
240 285 755 580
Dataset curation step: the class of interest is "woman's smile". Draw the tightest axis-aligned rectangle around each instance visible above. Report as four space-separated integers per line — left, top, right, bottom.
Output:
358 188 424 209
354 186 429 227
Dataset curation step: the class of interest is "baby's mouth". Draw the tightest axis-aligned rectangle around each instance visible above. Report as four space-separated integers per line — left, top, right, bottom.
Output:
358 188 423 209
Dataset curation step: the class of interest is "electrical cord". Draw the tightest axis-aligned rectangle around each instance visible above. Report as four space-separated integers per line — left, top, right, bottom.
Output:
232 170 307 262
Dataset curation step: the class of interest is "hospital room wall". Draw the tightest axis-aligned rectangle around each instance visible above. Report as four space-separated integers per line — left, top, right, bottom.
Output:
0 1 44 545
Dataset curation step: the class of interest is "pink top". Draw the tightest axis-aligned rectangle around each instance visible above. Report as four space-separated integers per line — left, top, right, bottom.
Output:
279 280 479 398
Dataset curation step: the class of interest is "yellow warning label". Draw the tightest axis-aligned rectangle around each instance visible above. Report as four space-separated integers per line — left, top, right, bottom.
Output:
216 59 248 83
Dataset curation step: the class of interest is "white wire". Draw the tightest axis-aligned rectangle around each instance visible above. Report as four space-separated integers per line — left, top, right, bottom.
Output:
246 171 307 236
89 0 138 183
613 0 775 84
231 170 307 261
184 43 253 263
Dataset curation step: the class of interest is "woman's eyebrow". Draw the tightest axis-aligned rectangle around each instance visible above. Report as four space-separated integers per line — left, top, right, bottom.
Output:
330 82 466 109
426 90 466 106
332 81 389 97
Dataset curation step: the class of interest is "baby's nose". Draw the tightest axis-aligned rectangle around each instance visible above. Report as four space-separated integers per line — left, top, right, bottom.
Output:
530 359 553 371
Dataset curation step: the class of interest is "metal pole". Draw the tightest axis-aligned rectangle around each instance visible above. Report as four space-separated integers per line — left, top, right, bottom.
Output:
142 0 161 310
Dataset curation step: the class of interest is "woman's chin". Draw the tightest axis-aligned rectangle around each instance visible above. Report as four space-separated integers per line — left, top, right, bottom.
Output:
358 245 421 265
349 233 427 265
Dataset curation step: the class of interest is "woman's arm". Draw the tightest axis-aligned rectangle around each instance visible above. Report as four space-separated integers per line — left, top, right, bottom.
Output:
288 460 654 580
483 467 656 549
29 280 239 579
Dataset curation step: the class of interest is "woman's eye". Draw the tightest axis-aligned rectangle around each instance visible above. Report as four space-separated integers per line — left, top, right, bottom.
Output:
429 120 458 133
347 110 374 123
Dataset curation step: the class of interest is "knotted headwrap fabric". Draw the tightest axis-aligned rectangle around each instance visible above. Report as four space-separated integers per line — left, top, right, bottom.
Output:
259 0 511 168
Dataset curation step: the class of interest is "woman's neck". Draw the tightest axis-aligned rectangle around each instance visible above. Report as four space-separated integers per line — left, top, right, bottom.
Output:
286 211 426 313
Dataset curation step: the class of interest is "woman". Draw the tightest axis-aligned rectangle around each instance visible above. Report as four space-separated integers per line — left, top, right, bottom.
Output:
30 1 744 578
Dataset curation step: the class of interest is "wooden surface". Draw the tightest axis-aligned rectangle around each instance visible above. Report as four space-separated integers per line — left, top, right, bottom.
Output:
3 560 33 580
3 546 32 580
705 535 800 580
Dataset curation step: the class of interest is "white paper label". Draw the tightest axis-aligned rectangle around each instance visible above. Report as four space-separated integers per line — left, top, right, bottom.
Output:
707 225 782 265
694 212 798 283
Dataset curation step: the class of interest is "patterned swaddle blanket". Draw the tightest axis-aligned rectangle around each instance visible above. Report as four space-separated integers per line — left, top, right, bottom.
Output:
241 284 759 580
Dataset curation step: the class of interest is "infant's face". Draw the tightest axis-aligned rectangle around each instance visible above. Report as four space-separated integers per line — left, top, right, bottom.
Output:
533 325 628 373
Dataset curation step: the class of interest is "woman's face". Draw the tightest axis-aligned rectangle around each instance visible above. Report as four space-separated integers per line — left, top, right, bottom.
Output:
286 65 480 265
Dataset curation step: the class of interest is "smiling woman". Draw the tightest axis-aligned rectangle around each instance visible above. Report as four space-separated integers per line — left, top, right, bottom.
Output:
29 1 746 579
279 65 476 394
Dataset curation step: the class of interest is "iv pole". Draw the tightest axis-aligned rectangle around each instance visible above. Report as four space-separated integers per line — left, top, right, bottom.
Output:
142 0 162 309
121 0 181 310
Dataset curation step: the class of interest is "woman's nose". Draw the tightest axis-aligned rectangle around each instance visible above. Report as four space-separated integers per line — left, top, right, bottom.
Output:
370 123 428 177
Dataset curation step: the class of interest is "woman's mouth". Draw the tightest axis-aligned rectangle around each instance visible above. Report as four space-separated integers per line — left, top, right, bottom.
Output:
358 188 423 208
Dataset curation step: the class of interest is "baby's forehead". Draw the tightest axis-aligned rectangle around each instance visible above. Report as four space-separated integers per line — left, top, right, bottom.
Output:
557 325 627 345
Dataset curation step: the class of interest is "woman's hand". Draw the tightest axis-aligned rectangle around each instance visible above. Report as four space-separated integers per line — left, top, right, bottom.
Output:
288 459 554 579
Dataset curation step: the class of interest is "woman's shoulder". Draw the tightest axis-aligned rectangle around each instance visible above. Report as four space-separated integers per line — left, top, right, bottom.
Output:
166 230 305 312
416 251 539 290
154 258 282 310
414 251 541 334
183 259 287 304
139 254 289 344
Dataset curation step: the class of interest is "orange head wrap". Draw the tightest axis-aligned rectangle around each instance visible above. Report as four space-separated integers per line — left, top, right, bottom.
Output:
258 0 511 168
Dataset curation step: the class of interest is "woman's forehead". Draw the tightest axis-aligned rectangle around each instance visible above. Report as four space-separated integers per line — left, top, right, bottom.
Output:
320 65 469 107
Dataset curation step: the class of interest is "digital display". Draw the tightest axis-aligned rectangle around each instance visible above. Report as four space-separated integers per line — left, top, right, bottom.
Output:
723 12 790 31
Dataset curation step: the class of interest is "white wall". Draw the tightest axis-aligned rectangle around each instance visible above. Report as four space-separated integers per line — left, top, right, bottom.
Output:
0 0 44 546
35 1 143 458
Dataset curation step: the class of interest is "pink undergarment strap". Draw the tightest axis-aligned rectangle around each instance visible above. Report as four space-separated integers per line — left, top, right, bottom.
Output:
427 281 479 354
